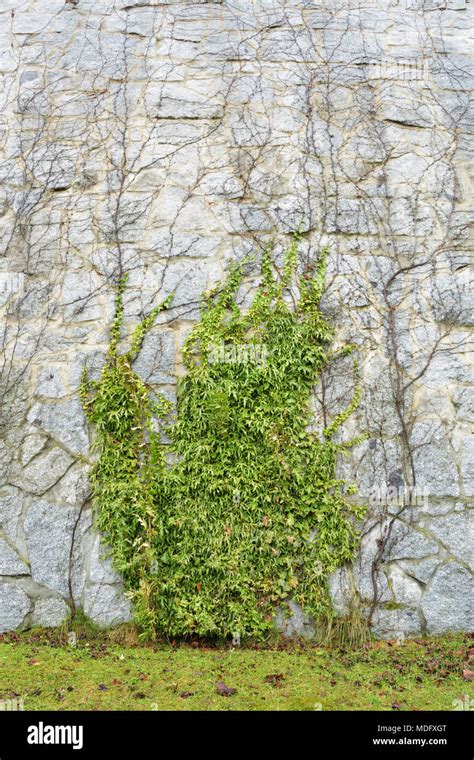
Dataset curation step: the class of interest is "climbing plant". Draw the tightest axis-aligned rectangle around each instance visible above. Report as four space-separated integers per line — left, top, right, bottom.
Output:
80 276 173 634
81 238 365 641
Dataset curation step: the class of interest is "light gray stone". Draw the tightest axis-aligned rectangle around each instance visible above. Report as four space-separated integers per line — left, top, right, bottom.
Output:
35 365 66 398
24 500 87 600
157 261 208 317
431 55 474 92
325 199 382 235
213 202 273 234
0 584 31 632
88 536 122 585
427 512 474 569
329 566 354 615
116 0 169 8
27 400 89 456
12 3 66 35
411 423 460 497
390 565 423 607
353 525 392 603
377 84 437 128
0 0 472 640
31 597 69 628
117 8 157 37
370 607 420 639
50 466 91 507
153 84 223 120
0 539 29 576
62 272 104 323
148 231 222 259
461 435 474 497
26 144 77 190
198 171 244 199
389 522 440 561
0 489 23 544
69 350 107 391
454 387 474 423
423 338 474 386
430 272 474 327
61 29 136 78
398 558 440 585
10 448 74 496
274 600 316 639
21 433 48 466
422 563 474 634
83 584 132 627
132 330 175 385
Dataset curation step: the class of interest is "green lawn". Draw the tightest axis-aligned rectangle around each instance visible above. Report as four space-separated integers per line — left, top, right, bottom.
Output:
0 628 472 711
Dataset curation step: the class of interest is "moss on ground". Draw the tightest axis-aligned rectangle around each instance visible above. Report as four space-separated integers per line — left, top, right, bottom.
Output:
0 627 472 711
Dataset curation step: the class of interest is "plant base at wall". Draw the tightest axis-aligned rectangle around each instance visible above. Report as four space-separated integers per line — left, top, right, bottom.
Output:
81 237 366 641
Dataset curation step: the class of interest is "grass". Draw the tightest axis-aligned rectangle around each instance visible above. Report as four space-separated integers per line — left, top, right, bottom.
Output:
0 626 472 711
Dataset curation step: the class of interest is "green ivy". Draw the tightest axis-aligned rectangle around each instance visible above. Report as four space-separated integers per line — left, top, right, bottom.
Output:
81 239 365 641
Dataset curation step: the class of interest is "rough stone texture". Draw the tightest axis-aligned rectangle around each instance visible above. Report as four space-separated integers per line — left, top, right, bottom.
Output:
389 523 440 561
24 500 87 599
88 536 123 585
0 538 29 576
132 330 176 385
9 448 74 495
390 565 423 608
371 607 421 640
397 558 440 585
329 567 354 616
0 488 23 543
21 434 48 466
83 584 132 627
50 465 91 507
31 597 69 627
0 0 472 635
0 584 31 632
353 526 392 604
421 563 474 634
274 600 316 640
461 436 474 497
428 512 474 570
26 401 89 457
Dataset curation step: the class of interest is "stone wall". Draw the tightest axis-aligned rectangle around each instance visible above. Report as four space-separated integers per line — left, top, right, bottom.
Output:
0 0 472 637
